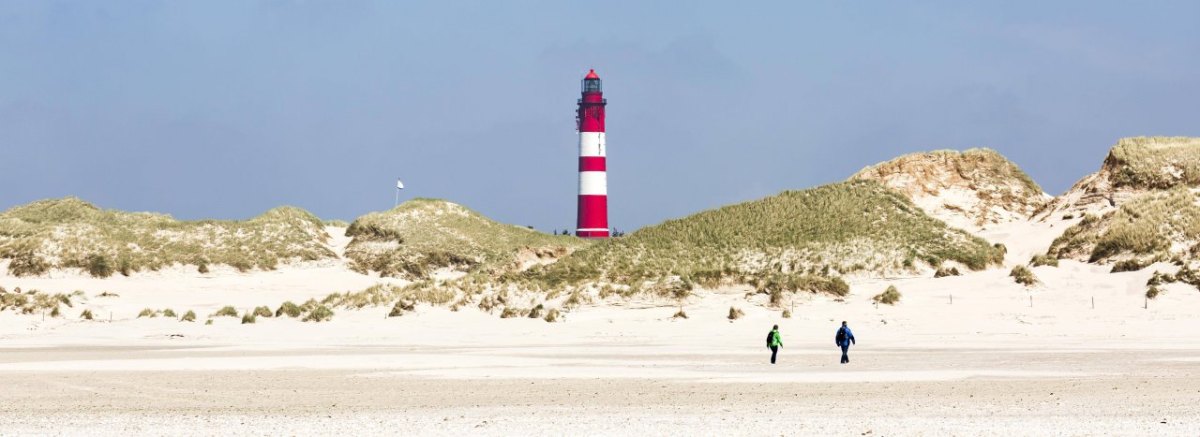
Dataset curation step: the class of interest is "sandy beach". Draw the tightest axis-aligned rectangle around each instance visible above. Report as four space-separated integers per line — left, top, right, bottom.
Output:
3 225 1200 435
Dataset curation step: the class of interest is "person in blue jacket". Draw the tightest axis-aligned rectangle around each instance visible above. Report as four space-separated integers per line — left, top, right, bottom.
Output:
835 321 856 364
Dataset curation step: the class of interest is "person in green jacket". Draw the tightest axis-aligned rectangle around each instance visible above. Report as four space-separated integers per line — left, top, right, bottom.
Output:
767 324 783 364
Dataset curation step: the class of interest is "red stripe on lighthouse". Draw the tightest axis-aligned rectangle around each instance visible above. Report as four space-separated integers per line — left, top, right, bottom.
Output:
576 195 609 237
579 157 606 172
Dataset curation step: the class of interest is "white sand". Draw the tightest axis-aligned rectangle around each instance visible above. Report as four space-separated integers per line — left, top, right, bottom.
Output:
3 225 1200 435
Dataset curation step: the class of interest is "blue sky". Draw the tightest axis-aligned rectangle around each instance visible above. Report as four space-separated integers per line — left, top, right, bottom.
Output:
2 1 1197 231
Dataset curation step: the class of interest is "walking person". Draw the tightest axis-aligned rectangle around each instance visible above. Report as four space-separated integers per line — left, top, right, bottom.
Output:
766 324 783 364
835 321 856 364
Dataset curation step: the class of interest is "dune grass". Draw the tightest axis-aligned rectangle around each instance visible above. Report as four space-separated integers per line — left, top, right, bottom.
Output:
873 285 901 305
1049 188 1200 264
1010 265 1038 286
727 306 745 320
211 306 239 318
1103 137 1200 189
1029 254 1059 267
934 266 962 277
507 181 1002 295
302 305 334 322
0 197 335 277
851 148 1046 224
180 310 196 322
0 289 75 316
275 301 303 318
342 198 590 279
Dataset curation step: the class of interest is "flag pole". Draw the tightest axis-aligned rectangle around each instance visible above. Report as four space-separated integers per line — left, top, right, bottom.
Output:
394 178 405 208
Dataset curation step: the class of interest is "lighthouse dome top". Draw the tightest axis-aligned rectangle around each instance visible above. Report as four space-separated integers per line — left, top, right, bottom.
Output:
584 69 600 80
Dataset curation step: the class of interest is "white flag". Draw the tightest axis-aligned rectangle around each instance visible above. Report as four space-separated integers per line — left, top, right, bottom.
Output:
396 179 405 189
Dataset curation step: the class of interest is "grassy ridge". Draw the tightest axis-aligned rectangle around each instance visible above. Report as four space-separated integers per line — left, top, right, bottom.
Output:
0 197 334 276
853 148 1043 196
511 180 1004 292
343 198 590 278
851 148 1046 226
1048 187 1200 263
1105 137 1200 189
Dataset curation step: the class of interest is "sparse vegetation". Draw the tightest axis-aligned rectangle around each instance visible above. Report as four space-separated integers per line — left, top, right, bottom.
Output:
388 298 415 317
781 309 792 318
212 306 239 318
727 306 744 320
137 308 157 318
1146 285 1162 299
1029 254 1059 267
528 303 544 319
343 198 589 279
302 305 334 322
672 308 688 319
241 312 256 324
0 197 336 277
499 307 524 318
543 308 560 323
851 148 1046 225
161 308 177 318
275 301 303 318
873 285 901 305
180 310 196 322
252 306 273 318
80 309 94 320
934 266 962 277
1049 188 1200 264
1010 265 1039 286
1110 259 1147 273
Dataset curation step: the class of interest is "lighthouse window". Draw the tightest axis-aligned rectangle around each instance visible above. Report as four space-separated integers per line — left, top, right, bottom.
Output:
583 79 601 93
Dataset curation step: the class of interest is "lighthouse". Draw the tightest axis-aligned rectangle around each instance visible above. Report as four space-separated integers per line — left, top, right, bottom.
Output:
575 69 609 238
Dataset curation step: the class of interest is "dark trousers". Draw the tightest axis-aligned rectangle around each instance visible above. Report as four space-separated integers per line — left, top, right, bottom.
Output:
840 344 850 363
770 346 779 364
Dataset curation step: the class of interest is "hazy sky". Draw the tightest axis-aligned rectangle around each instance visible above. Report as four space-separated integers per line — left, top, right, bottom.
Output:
2 1 1198 231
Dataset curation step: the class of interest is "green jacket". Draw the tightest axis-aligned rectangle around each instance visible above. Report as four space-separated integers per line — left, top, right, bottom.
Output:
769 329 783 347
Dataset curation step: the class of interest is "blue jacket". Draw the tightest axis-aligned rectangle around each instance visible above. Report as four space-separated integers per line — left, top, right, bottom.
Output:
836 326 856 347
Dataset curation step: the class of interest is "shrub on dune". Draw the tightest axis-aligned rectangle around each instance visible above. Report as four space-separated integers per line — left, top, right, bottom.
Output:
275 301 303 318
727 306 744 320
1029 254 1059 267
872 285 901 305
212 306 239 318
180 310 196 322
302 305 334 322
1010 265 1039 286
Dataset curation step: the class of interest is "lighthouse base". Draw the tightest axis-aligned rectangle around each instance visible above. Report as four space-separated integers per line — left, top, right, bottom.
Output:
575 228 610 238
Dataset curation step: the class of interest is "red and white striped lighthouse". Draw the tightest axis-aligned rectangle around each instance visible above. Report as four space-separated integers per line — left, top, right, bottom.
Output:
575 69 609 238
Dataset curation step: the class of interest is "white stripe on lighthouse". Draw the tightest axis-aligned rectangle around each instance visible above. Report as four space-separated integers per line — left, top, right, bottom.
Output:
579 132 606 157
579 171 607 195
